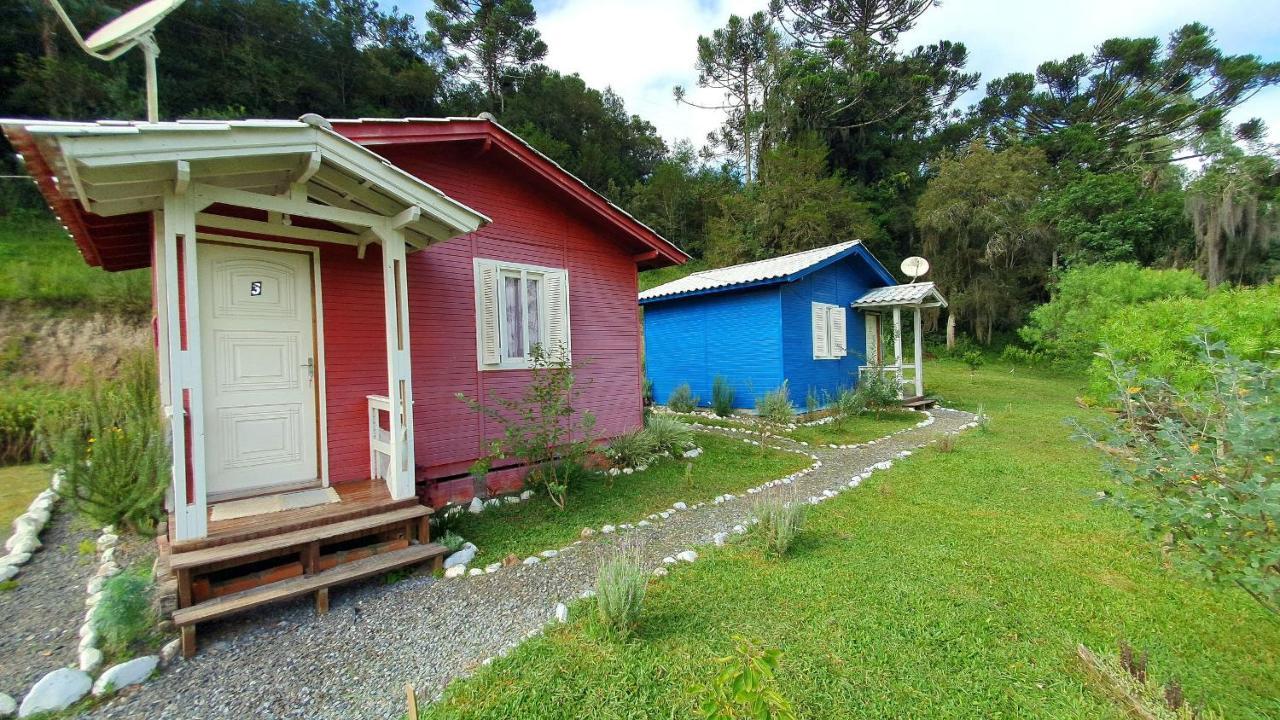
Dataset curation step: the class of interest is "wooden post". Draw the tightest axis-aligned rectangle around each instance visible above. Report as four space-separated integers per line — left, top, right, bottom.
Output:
913 306 924 398
181 625 196 658
376 226 416 501
892 306 904 396
405 684 419 719
315 587 329 615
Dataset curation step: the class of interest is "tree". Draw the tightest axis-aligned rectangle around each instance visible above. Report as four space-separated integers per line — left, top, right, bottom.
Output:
975 23 1280 170
676 12 779 185
705 136 877 265
1185 140 1280 287
425 0 547 113
627 141 735 258
768 0 934 51
916 142 1052 344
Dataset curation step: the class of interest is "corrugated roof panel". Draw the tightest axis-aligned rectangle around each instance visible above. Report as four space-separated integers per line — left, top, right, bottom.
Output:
852 281 946 308
638 240 863 301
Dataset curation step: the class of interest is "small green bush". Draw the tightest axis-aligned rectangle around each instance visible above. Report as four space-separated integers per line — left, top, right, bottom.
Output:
605 428 658 469
711 376 735 417
856 369 900 414
0 383 77 465
668 383 698 413
94 567 157 660
804 387 819 415
595 550 647 639
642 414 693 457
695 638 796 720
752 496 806 556
439 531 466 552
831 387 864 419
755 381 794 426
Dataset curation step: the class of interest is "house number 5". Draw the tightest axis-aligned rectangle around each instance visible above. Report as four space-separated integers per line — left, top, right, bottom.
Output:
249 281 262 296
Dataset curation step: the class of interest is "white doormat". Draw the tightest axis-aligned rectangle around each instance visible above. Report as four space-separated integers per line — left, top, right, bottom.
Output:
210 487 340 522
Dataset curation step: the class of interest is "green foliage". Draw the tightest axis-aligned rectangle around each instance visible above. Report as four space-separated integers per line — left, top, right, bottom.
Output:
605 428 658 470
642 414 694 458
0 383 76 465
668 383 699 413
695 638 796 720
711 376 736 417
960 349 984 372
706 137 879 265
755 381 794 426
1020 263 1207 367
1087 283 1280 397
751 496 807 557
439 531 466 553
595 550 648 639
856 369 901 415
94 567 158 661
426 0 547 112
458 345 596 510
1078 337 1279 615
642 378 654 406
1034 170 1191 266
40 354 166 533
831 387 865 419
1085 643 1226 720
628 143 733 258
1185 137 1280 288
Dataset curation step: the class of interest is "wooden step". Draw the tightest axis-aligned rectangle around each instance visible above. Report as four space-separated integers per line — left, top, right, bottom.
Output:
173 542 446 628
169 505 431 571
901 395 936 409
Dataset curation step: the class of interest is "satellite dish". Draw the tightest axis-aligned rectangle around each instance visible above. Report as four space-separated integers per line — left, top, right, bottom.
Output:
84 0 184 53
900 256 930 282
44 0 187 122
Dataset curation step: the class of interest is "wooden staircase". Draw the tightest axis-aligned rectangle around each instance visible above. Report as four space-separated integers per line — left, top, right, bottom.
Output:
169 505 444 657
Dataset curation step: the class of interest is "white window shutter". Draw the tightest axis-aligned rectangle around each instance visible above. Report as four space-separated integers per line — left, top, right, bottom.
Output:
475 260 501 366
811 303 829 359
545 269 571 361
831 306 847 357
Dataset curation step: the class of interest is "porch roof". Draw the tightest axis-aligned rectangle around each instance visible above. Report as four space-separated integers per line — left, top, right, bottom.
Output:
852 281 948 309
1 118 491 271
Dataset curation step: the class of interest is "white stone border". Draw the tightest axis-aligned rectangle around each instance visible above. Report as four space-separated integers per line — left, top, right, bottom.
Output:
0 471 62 582
77 524 121 674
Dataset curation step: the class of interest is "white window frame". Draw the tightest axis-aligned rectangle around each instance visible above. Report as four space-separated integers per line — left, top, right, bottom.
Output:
812 301 846 360
475 258 569 370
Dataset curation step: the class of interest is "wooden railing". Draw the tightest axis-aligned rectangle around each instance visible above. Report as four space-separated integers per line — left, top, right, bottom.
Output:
367 395 393 482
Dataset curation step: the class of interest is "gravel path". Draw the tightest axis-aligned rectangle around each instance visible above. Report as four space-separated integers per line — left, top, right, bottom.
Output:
87 407 974 720
0 504 99 698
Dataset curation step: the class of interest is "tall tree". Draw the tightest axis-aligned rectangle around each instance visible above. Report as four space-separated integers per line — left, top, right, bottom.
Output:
975 23 1280 170
675 12 779 185
1185 138 1279 287
627 141 735 257
425 0 546 113
768 0 934 51
917 142 1052 344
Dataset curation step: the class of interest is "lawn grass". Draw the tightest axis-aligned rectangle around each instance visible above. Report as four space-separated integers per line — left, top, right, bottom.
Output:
0 212 149 316
786 409 920 445
451 432 811 567
0 463 50 544
422 360 1280 720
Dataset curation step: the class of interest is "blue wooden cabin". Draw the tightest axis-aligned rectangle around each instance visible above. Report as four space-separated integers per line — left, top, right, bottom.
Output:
639 241 947 410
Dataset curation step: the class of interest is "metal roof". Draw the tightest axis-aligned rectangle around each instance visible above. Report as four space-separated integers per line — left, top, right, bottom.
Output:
852 281 947 308
639 241 883 302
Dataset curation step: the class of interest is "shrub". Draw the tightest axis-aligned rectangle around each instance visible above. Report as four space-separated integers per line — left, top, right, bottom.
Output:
856 369 900 415
755 381 794 426
1019 263 1207 367
438 531 466 553
595 550 647 638
1086 282 1280 398
831 387 864 419
605 428 658 469
0 383 77 465
752 495 806 557
642 378 654 406
458 344 596 509
1076 336 1279 615
711 376 735 417
643 414 693 457
94 567 157 660
40 354 167 533
695 638 796 720
804 387 819 415
668 383 698 413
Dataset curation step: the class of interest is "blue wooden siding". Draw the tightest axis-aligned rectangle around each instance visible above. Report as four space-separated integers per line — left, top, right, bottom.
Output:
779 255 885 407
643 285 783 410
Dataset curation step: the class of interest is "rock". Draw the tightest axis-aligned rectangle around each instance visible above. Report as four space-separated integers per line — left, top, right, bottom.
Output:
600 525 616 534
579 527 595 539
78 648 103 673
653 567 668 577
443 546 476 569
540 549 558 559
607 468 620 477
485 498 500 508
635 465 647 473
95 562 120 578
501 495 519 504
676 550 698 563
0 692 13 718
85 592 102 608
19 668 92 716
519 490 533 501
468 568 484 576
713 532 728 547
86 577 105 595
672 501 687 511
732 525 747 534
637 520 651 527
659 511 671 519
6 535 37 557
621 467 633 475
78 632 97 652
101 547 116 564
92 656 158 697
662 557 676 565
485 563 502 573
467 497 485 514
522 556 540 565
443 565 467 579
160 638 182 665
554 603 568 623
502 554 521 568
0 565 16 582
7 553 31 566
96 534 119 551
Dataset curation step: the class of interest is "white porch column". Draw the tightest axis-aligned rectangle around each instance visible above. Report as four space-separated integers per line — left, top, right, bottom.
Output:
377 227 416 501
892 306 903 368
913 306 924 398
161 188 208 541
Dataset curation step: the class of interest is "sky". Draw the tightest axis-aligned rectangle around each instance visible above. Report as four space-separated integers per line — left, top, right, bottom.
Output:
398 0 1280 149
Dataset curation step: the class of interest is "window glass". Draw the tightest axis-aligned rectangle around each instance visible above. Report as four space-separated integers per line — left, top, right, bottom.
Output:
503 274 523 359
526 275 543 352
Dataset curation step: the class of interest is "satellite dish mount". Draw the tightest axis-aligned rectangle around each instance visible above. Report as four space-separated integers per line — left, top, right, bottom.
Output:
43 0 186 123
900 256 930 283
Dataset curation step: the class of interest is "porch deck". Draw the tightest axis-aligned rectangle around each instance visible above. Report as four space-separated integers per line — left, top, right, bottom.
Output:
169 479 419 554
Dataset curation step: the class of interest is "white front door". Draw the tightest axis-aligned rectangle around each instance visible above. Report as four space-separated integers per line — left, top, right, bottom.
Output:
199 242 320 499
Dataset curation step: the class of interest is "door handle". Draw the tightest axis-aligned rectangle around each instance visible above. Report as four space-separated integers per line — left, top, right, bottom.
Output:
302 357 314 381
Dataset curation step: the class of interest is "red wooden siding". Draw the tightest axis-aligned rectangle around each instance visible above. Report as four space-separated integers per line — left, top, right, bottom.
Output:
317 144 644 489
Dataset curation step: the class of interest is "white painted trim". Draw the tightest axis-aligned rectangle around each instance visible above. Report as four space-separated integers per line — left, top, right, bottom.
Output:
372 227 416 501
193 232 331 489
195 213 360 246
892 307 904 369
474 258 570 371
913 307 924 397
